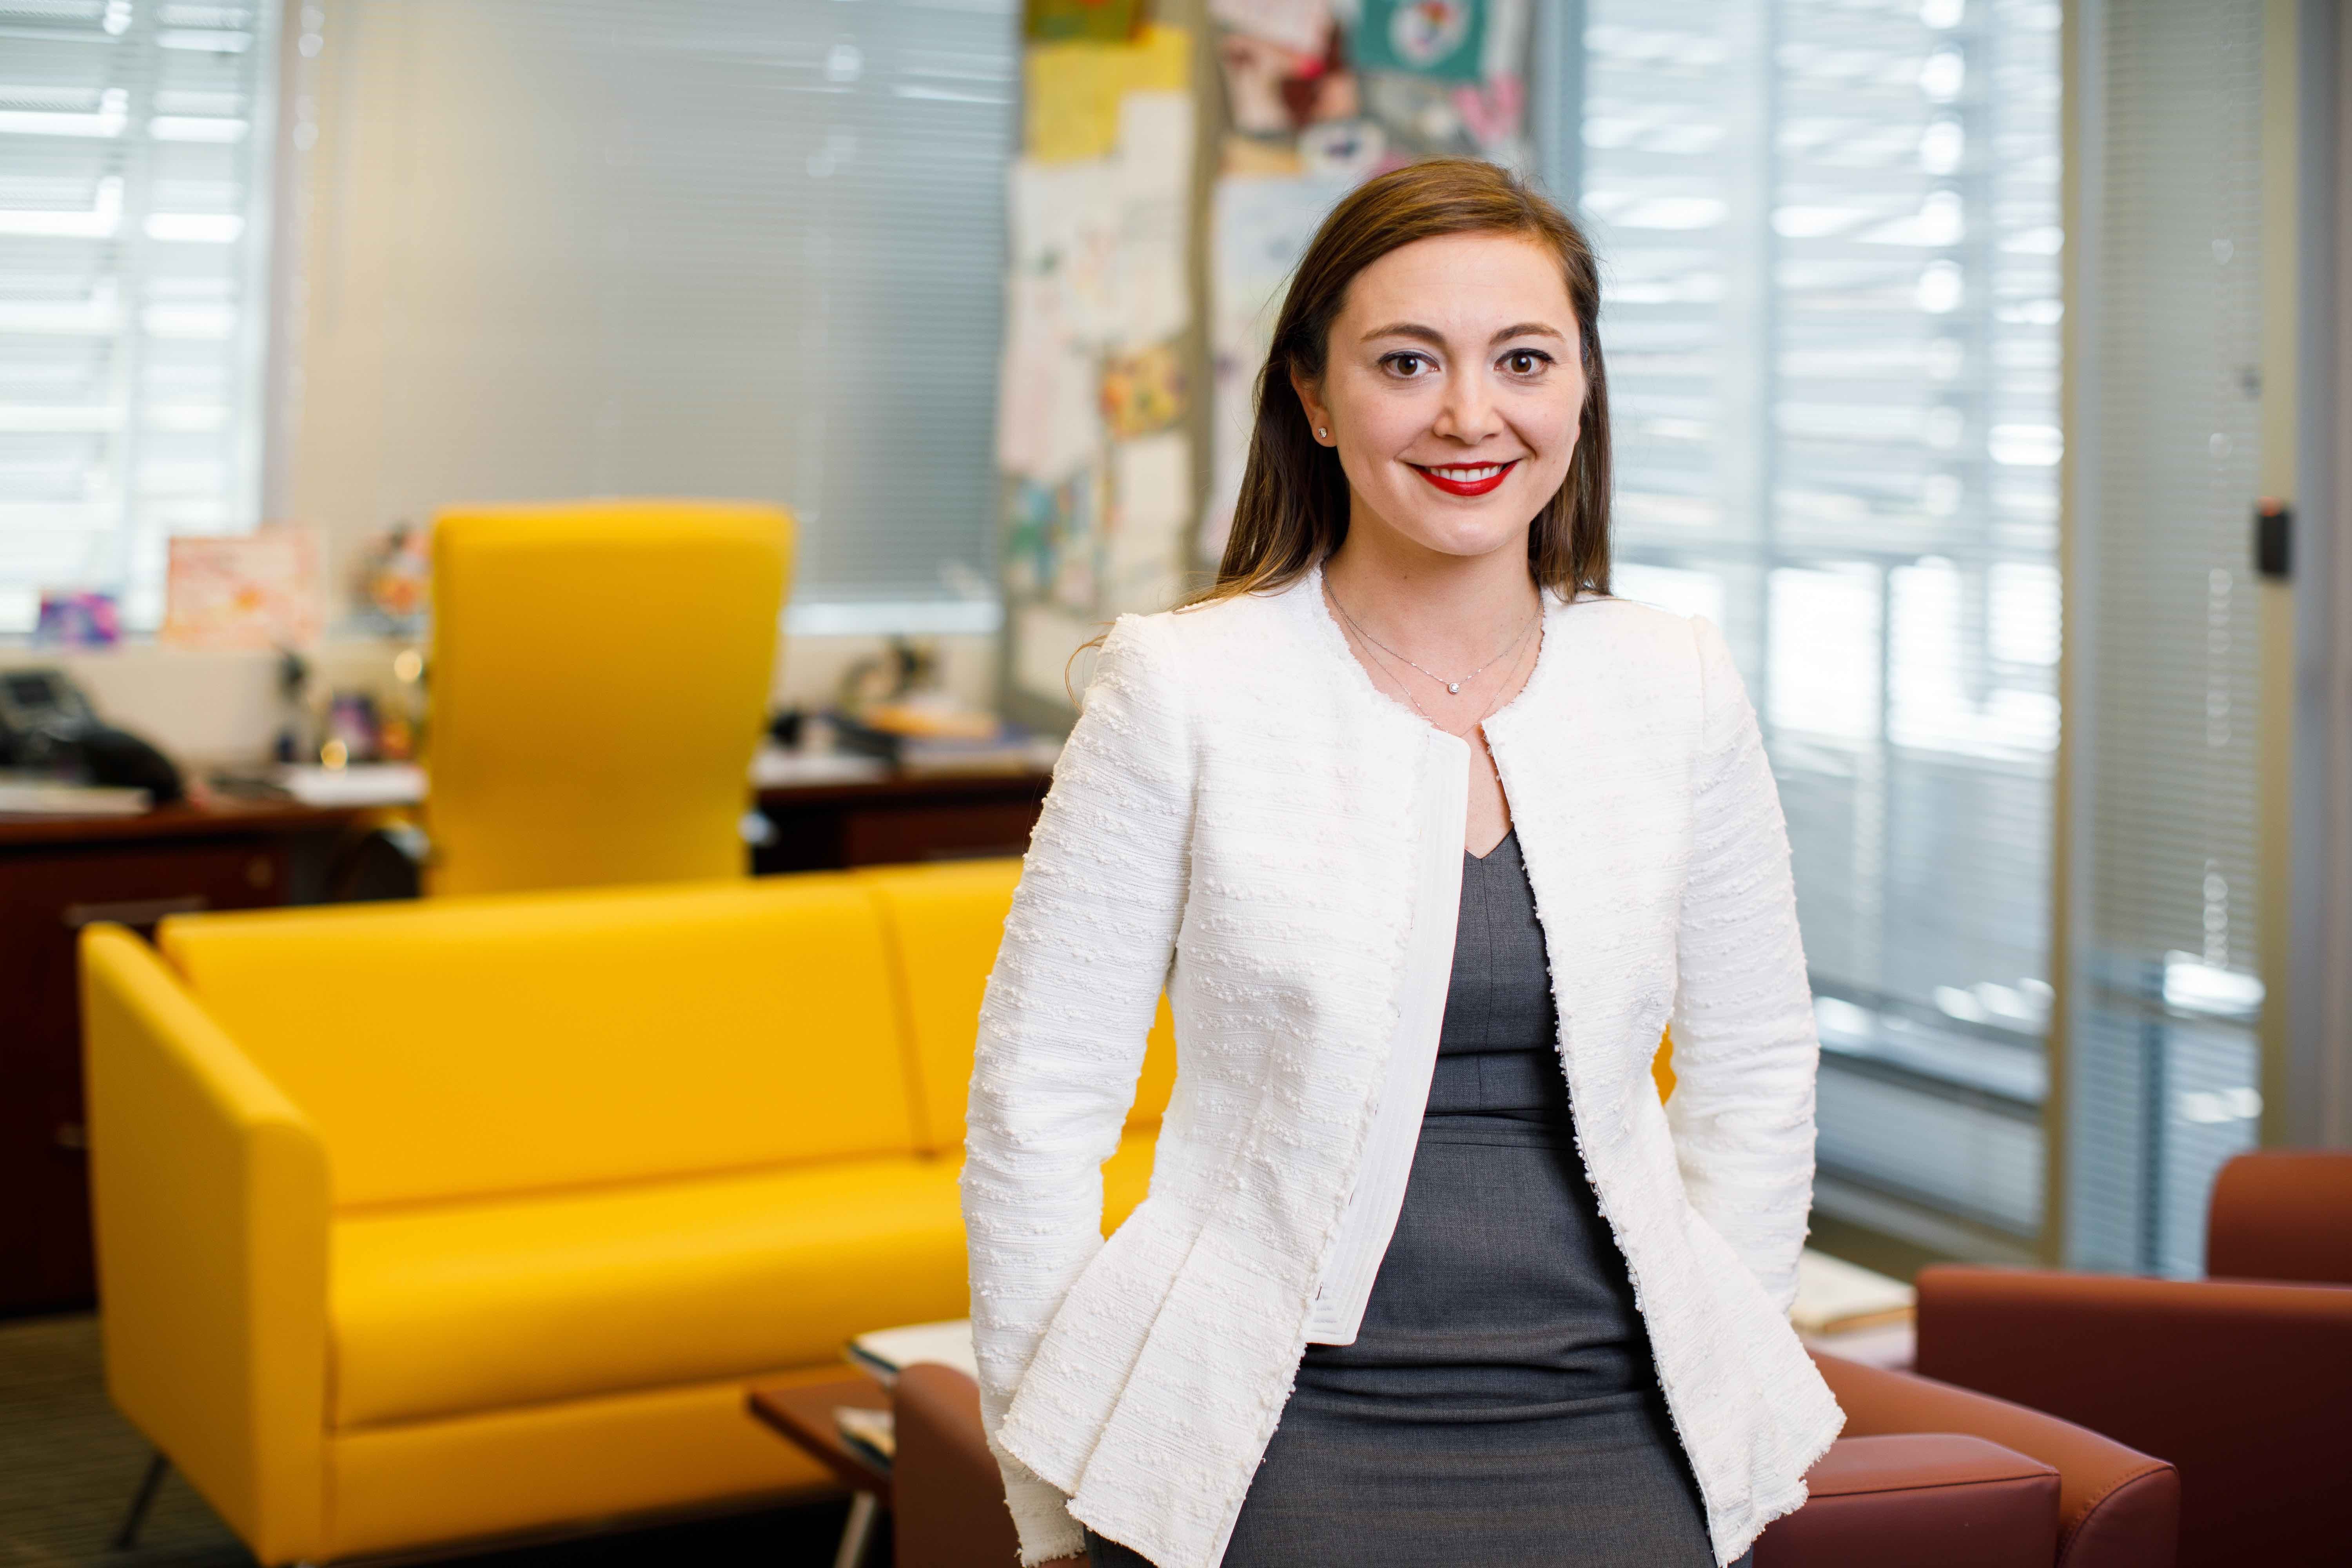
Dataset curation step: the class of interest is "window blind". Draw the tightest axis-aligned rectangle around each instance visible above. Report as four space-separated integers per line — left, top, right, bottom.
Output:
1575 0 2063 1254
0 0 278 633
285 0 1017 629
2065 0 2266 1278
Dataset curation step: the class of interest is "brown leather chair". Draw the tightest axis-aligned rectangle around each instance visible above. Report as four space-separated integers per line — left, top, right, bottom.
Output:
1915 1150 2352 1568
1757 1352 2177 1568
891 1353 2174 1568
894 1363 1019 1568
2204 1149 2352 1285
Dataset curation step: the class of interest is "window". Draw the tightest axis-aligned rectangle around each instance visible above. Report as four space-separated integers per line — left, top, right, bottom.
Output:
1568 0 2065 1257
0 0 279 633
281 0 1017 633
2064 0 2267 1278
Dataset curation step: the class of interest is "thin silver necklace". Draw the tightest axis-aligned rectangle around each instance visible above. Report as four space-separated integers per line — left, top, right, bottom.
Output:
1339 603 1538 743
1325 584 1541 696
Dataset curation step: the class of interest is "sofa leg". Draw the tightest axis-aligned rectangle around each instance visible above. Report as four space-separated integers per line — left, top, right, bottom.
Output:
111 1450 170 1551
831 1491 880 1568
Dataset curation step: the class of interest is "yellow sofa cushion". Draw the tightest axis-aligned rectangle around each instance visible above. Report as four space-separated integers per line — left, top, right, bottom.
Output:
159 878 920 1210
332 1152 970 1428
331 1125 1163 1430
859 860 1176 1153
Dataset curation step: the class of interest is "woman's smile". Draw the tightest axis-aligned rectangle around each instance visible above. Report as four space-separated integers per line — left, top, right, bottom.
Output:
1411 459 1519 496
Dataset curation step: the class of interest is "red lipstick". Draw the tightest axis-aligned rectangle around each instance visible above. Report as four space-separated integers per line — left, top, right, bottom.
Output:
1411 459 1518 497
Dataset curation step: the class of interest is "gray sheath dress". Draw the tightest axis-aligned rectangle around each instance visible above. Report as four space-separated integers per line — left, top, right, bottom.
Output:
1087 831 1744 1568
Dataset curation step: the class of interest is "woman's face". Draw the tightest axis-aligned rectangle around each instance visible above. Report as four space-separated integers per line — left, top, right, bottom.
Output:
1294 231 1586 566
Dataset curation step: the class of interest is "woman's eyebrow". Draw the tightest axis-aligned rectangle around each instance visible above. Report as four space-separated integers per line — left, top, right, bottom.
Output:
1358 321 1572 348
1361 321 1447 348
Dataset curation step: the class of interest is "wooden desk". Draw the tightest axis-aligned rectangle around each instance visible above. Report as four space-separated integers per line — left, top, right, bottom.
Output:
0 767 1052 1314
0 798 373 1314
750 770 1053 874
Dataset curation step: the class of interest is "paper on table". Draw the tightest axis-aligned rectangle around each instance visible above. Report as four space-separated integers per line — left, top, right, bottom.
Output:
0 781 149 815
846 1318 979 1387
1789 1249 1916 1336
277 762 426 807
748 748 888 788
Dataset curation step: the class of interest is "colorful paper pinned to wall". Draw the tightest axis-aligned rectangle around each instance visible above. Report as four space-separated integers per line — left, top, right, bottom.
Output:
1203 174 1356 561
160 529 325 650
34 590 120 648
1355 0 1488 84
1026 23 1190 163
1107 429 1192 611
1102 339 1186 438
1025 0 1144 44
1207 0 1332 56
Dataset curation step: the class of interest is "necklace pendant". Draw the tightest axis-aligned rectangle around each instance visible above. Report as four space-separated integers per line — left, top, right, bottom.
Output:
1446 681 1461 694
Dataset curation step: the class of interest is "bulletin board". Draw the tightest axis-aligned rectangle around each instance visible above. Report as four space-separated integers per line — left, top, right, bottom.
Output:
997 0 1532 728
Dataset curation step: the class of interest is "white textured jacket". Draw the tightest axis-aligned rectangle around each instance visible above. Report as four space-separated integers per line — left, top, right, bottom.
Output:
960 567 1842 1568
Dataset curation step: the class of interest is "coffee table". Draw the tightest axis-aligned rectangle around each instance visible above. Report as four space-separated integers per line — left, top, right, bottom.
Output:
748 1371 893 1568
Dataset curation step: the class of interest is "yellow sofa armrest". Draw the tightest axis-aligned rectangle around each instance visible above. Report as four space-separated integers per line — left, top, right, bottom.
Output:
81 926 330 1565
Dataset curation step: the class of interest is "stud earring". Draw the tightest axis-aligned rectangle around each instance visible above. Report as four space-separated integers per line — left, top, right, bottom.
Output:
1318 427 1329 440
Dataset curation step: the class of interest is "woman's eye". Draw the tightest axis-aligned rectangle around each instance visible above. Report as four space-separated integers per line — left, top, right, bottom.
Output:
1383 352 1433 377
1501 350 1552 376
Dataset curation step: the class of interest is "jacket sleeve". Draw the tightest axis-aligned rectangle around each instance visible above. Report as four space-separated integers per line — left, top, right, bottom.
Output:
960 613 1193 1564
1665 614 1819 1314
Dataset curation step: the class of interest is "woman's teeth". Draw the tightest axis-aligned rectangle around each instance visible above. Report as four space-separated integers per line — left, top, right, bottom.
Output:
1428 464 1505 480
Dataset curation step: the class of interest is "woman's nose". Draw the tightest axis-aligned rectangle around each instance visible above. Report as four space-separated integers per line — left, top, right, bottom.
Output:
1431 371 1500 442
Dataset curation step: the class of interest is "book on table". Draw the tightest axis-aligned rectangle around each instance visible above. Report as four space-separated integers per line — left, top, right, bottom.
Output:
845 1318 978 1387
833 1405 896 1469
1790 1249 1916 1336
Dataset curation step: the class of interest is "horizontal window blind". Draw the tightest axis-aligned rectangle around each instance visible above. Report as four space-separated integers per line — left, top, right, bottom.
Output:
2066 0 2265 1278
1577 0 2064 1252
0 0 278 632
286 0 1017 624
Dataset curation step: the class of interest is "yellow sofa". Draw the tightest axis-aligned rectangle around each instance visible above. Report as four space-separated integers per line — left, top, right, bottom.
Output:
81 859 1170 1565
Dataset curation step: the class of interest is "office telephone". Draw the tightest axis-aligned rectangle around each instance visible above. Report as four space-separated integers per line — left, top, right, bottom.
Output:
0 667 184 804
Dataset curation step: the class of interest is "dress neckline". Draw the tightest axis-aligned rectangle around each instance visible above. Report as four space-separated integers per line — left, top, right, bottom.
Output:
1466 826 1519 865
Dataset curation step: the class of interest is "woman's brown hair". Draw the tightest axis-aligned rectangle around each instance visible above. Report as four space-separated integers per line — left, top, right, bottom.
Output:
1201 157 1611 605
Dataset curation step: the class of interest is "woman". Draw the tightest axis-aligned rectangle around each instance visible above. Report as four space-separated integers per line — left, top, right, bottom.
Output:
962 159 1840 1568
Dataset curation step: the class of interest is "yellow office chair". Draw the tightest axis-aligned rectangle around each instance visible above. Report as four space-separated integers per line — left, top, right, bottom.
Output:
425 499 791 895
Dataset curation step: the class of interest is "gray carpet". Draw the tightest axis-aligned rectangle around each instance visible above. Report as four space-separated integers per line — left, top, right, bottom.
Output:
0 1314 862 1568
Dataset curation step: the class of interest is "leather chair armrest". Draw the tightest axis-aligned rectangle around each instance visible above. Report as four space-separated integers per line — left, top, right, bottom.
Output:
1812 1349 2176 1568
893 1363 1020 1568
80 926 330 1565
1916 1265 2352 1567
1754 1434 2058 1568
